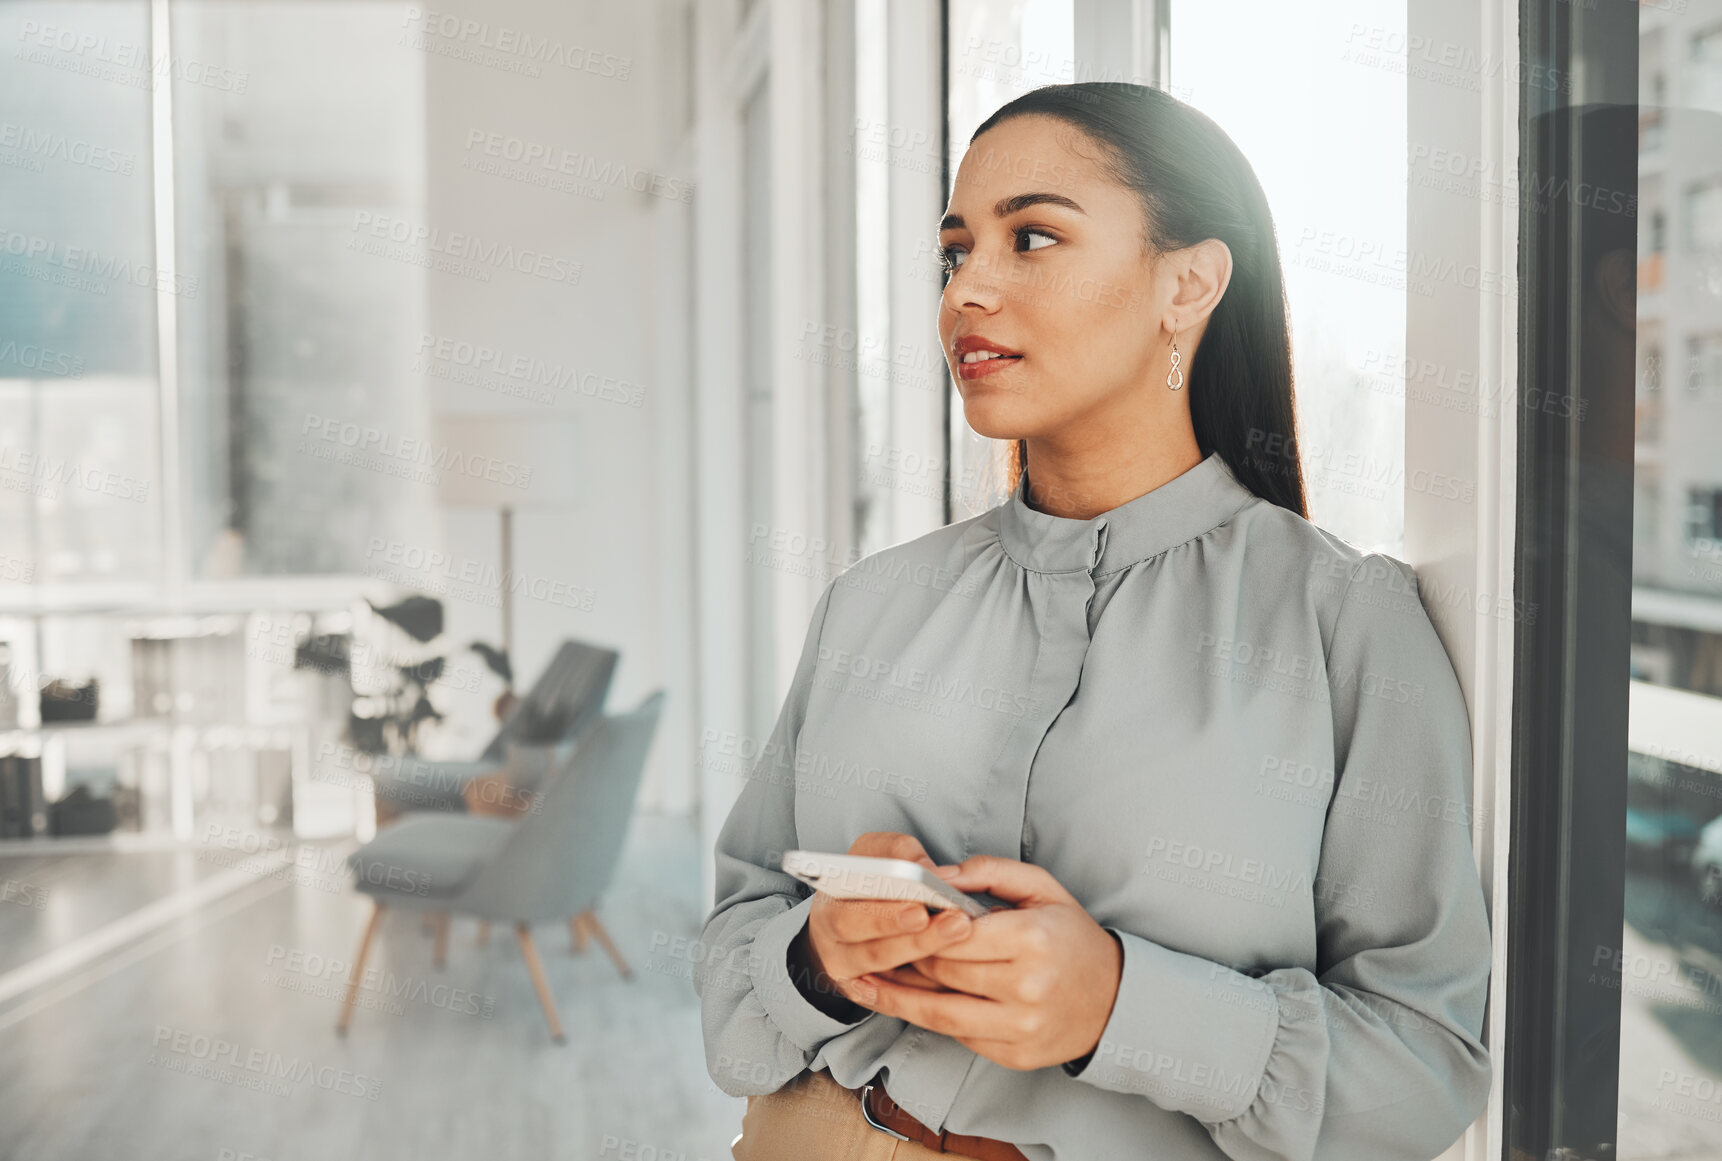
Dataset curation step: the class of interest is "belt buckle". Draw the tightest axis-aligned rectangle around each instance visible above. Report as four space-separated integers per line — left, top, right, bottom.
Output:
858 1082 912 1142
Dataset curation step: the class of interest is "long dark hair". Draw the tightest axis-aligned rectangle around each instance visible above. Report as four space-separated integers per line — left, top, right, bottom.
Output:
971 82 1307 519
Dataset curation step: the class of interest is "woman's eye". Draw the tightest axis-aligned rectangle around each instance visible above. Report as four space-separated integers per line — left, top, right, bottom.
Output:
937 228 1055 274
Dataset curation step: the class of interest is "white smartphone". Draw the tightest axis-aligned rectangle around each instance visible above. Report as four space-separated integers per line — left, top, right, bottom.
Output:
781 850 1012 920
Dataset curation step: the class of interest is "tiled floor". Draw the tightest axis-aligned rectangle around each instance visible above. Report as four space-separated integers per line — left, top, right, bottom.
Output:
0 811 744 1161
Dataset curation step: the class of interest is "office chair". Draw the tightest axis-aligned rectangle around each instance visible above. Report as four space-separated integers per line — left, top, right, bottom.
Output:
368 639 619 815
338 689 664 1043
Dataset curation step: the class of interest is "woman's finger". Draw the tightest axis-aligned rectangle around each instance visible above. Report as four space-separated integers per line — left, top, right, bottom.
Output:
826 897 932 942
906 953 1017 998
871 964 954 992
828 914 975 978
934 855 1075 907
859 974 1008 1040
904 908 1032 961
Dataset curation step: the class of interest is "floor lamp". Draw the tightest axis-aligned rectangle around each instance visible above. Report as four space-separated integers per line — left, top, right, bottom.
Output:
431 416 581 665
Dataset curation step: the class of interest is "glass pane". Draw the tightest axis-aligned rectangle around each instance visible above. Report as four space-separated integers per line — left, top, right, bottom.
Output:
854 0 892 552
170 0 436 577
1176 0 1407 555
33 379 162 582
0 1 163 588
1506 1 1638 1149
943 0 1076 521
1622 1 1722 1155
743 76 775 744
0 383 34 585
0 1 157 377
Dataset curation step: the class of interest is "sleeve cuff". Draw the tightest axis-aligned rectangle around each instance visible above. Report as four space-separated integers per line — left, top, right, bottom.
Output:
746 893 874 1053
1063 928 1281 1123
1061 1049 1096 1076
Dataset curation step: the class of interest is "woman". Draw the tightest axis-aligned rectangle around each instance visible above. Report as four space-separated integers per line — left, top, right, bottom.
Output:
695 82 1492 1161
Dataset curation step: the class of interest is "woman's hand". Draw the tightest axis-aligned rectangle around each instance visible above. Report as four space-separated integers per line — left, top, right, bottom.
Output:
799 832 979 1011
850 855 1124 1072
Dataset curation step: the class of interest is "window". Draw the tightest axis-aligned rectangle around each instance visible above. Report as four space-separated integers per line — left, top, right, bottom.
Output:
853 0 893 552
942 0 1078 523
1616 8 1722 1157
1 2 439 585
1644 204 1668 292
1176 0 1409 554
1688 177 1722 252
171 1 433 578
742 75 775 746
1635 471 1662 576
0 0 162 587
1688 485 1722 548
1692 24 1722 113
1688 332 1722 396
1643 31 1666 153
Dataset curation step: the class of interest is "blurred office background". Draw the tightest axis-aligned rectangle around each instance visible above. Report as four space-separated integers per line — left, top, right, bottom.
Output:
0 0 1716 1158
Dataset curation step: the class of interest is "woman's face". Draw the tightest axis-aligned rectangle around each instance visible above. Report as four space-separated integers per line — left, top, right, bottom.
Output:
936 115 1175 446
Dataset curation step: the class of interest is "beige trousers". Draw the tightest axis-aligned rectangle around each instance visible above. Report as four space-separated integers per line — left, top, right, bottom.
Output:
730 1068 983 1161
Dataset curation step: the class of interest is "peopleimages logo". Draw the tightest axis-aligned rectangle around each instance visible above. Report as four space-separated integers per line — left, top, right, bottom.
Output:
347 211 581 285
299 414 534 490
461 130 693 202
0 121 137 173
0 444 149 502
400 8 633 79
264 945 495 1019
414 333 645 407
0 227 199 297
148 1026 382 1100
0 340 83 377
13 19 249 93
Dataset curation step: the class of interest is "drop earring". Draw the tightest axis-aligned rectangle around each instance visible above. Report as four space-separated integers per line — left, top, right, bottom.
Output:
1166 334 1184 391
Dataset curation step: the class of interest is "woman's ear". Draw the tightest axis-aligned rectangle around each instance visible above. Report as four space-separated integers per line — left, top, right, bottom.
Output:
1164 238 1234 333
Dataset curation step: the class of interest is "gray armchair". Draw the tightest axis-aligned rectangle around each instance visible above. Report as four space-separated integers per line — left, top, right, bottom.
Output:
369 639 620 814
338 688 665 1042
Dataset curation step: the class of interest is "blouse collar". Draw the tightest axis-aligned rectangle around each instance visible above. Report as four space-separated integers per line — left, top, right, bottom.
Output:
997 450 1259 575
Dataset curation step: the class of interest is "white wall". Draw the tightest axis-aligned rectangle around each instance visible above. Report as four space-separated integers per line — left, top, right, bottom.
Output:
420 0 686 808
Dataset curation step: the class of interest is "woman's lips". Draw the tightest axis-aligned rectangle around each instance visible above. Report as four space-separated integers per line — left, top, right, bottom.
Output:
955 354 1023 381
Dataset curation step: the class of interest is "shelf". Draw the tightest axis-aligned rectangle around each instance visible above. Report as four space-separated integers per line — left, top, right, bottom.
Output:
0 575 409 618
0 719 166 738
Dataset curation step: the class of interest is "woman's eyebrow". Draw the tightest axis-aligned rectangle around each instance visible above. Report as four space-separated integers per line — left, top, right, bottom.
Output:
939 191 1087 231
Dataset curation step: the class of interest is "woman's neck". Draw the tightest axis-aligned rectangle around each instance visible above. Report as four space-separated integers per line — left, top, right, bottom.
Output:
1021 433 1204 520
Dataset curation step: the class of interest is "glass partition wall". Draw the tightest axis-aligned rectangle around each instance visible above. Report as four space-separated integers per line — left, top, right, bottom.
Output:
1616 2 1722 1158
1508 1 1722 1160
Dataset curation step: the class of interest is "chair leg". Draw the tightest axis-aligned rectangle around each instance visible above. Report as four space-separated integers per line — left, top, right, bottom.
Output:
515 923 566 1044
433 912 449 968
570 913 588 953
337 901 386 1035
476 920 491 947
582 910 633 981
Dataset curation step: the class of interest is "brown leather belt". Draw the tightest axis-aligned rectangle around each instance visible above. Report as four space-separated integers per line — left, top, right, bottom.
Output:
851 1073 1030 1161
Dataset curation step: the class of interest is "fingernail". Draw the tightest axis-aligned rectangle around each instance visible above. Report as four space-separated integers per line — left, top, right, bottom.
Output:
938 911 969 931
900 908 928 931
933 865 959 878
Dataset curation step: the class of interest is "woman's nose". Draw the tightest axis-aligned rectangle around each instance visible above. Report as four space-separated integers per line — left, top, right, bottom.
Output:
945 253 1003 311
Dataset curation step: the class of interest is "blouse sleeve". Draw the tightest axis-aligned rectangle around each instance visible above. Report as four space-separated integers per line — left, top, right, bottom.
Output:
1064 552 1493 1161
692 577 882 1097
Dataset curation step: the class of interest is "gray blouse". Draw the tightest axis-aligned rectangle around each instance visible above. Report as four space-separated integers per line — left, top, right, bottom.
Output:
694 450 1492 1161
